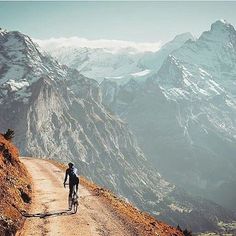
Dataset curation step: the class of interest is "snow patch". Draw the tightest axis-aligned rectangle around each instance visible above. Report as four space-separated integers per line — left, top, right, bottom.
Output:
105 76 124 80
168 203 192 213
218 221 236 230
131 69 151 77
6 79 29 92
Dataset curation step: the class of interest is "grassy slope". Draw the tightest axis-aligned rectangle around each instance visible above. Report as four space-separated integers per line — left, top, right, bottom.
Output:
0 134 32 235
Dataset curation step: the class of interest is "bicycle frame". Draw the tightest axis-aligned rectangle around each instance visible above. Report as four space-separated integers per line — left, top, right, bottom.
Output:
65 184 79 213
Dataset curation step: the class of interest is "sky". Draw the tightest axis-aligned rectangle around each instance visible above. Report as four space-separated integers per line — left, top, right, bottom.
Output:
0 1 236 46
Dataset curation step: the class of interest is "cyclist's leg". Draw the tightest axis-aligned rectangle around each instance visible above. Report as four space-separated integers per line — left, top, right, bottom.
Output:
68 182 73 209
69 182 74 197
75 177 79 197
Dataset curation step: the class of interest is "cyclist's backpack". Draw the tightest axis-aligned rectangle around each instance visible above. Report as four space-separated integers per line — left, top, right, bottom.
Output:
69 167 78 179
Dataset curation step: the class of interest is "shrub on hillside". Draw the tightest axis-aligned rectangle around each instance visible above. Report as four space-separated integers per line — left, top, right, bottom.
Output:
4 129 15 140
177 225 192 236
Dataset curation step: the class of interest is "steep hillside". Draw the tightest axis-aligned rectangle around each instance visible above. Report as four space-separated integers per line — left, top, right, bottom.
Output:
0 133 31 235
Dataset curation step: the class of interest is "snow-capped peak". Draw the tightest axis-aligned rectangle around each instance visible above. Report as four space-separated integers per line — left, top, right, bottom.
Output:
0 28 8 37
210 19 236 33
197 19 236 46
0 30 67 104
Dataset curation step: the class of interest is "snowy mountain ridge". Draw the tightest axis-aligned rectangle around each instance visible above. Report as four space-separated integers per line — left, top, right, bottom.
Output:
158 20 236 98
37 32 194 84
99 20 236 216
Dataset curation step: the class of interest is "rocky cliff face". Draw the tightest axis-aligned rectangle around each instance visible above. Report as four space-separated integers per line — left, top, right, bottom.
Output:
0 28 235 233
100 20 236 214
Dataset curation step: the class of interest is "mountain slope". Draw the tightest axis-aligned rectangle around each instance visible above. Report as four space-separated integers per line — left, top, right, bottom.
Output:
139 32 194 71
156 20 236 209
101 20 236 213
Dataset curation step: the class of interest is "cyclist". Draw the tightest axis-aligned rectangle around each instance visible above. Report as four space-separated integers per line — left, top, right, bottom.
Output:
63 162 79 209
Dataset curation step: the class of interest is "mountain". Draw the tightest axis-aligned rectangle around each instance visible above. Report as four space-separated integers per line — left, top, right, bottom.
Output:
139 32 194 71
38 32 194 84
0 28 236 233
100 20 236 213
37 46 146 83
158 20 236 93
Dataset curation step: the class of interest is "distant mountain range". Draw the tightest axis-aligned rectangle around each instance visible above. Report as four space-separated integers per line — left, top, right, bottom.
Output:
38 32 193 84
0 22 236 233
100 20 236 213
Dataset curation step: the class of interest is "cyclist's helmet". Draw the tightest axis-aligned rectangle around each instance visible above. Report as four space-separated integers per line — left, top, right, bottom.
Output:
68 162 74 168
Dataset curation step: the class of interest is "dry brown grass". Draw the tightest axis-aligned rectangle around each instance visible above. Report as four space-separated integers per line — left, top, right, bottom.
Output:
0 134 32 236
48 159 184 236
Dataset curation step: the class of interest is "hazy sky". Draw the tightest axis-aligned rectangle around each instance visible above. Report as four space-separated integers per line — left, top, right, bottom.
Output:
0 1 236 44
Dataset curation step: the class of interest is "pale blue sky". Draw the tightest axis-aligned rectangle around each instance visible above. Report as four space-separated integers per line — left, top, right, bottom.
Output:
0 2 236 43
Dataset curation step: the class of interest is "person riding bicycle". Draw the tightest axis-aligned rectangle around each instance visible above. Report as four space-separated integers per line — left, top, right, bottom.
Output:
63 162 79 208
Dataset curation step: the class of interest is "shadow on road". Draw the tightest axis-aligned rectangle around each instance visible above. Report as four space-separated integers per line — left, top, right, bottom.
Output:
22 209 75 218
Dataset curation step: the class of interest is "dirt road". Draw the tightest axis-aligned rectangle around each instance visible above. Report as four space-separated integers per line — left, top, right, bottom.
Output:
17 158 132 236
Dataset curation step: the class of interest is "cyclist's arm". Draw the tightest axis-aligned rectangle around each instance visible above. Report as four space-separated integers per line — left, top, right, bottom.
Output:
63 170 68 187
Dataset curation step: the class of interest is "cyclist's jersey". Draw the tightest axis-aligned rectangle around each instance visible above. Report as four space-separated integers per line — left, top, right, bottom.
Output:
66 167 79 184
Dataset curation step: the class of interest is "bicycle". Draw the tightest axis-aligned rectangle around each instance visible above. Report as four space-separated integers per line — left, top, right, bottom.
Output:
65 184 79 213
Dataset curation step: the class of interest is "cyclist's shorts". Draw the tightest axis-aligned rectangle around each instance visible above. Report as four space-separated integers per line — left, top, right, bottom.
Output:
70 176 79 186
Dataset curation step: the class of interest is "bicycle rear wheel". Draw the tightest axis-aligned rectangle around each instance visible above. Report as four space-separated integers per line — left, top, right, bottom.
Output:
72 184 79 213
73 201 78 213
68 196 72 210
